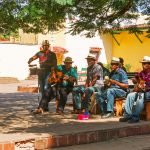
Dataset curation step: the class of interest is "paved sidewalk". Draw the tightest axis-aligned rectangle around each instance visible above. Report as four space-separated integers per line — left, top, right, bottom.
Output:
0 80 150 149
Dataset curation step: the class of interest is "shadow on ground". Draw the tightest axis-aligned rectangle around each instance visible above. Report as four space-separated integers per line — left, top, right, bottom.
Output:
1 92 148 137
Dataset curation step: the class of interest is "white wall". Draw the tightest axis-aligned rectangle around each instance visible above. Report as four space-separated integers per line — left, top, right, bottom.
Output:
65 33 107 71
0 44 39 80
0 34 106 80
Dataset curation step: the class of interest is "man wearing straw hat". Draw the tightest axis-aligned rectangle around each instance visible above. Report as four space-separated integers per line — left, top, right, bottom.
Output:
96 57 129 118
119 56 150 123
33 56 78 114
28 40 57 95
72 53 104 114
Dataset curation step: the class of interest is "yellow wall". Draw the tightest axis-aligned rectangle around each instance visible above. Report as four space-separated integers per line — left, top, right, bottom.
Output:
112 31 150 72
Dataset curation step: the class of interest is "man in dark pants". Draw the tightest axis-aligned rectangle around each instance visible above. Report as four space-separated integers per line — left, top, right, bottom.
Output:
33 57 78 114
28 40 57 95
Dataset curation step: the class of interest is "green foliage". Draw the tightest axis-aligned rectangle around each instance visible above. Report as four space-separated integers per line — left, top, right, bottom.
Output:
104 63 111 71
125 64 132 72
0 0 149 37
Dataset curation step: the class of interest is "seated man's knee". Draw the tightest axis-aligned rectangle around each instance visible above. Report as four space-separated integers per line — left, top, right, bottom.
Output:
127 92 137 99
107 88 115 95
85 87 94 93
72 87 78 93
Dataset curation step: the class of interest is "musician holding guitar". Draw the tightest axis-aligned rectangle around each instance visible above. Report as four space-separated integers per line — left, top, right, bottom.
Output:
33 57 78 114
120 56 150 123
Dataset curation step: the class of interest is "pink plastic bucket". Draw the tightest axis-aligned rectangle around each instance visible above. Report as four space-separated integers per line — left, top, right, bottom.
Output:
77 114 89 120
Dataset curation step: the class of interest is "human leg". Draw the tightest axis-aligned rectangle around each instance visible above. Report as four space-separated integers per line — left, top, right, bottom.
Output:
102 88 126 118
95 89 107 114
119 92 138 122
38 70 48 95
107 88 126 112
82 86 95 111
129 93 144 122
72 86 85 112
58 87 72 112
33 85 55 114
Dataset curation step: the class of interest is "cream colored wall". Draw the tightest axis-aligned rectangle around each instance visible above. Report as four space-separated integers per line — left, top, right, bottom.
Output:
112 31 150 72
37 28 66 47
19 29 37 44
101 33 113 64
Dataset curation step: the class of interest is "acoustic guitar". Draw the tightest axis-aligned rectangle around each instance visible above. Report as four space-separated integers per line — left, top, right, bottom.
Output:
48 70 63 84
133 78 145 92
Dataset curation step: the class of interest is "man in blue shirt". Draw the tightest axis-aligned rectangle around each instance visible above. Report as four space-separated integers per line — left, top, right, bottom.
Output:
96 57 128 118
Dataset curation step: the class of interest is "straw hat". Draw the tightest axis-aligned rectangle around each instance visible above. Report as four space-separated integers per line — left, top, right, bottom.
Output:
63 57 73 63
140 56 150 63
85 53 96 60
111 57 120 64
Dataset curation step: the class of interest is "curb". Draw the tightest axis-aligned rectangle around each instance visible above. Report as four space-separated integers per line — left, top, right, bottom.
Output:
1 124 150 149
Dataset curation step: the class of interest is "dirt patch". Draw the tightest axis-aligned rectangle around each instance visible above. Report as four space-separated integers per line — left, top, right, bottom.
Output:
0 77 20 84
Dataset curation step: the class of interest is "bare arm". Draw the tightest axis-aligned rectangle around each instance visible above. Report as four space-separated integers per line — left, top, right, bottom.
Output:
110 79 129 89
28 55 38 64
89 75 99 87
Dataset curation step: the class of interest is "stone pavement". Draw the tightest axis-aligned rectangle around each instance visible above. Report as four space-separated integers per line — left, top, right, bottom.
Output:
0 80 150 149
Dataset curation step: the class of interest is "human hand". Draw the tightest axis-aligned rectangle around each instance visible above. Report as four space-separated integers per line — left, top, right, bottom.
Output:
109 79 117 84
28 60 31 64
63 75 69 80
81 93 85 101
28 58 32 64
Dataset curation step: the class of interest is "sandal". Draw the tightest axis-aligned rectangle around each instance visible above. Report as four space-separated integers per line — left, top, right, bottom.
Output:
33 108 43 114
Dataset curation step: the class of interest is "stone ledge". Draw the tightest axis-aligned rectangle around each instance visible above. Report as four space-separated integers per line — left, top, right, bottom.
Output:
0 77 20 84
0 124 150 149
17 86 38 93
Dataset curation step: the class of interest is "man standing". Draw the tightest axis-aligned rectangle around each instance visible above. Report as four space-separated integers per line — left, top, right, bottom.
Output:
33 57 78 114
96 57 128 118
119 56 150 123
72 53 103 113
28 40 57 95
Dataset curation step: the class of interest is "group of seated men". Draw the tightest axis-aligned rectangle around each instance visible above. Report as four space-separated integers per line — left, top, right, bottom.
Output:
33 53 150 124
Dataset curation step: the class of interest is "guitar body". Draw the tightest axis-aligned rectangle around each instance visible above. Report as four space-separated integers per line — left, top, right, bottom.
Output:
48 71 63 84
133 78 145 92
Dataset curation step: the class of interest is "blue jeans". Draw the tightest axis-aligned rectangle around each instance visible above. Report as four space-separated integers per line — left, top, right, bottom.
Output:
96 87 126 113
72 86 101 111
72 86 84 110
123 92 145 121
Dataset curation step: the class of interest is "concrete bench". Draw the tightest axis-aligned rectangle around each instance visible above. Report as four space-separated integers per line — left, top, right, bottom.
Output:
17 85 38 93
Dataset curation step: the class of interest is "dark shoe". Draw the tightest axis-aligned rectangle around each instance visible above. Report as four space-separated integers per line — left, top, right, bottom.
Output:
71 109 81 114
128 119 139 123
101 112 114 119
119 117 131 122
55 109 64 115
100 112 105 117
